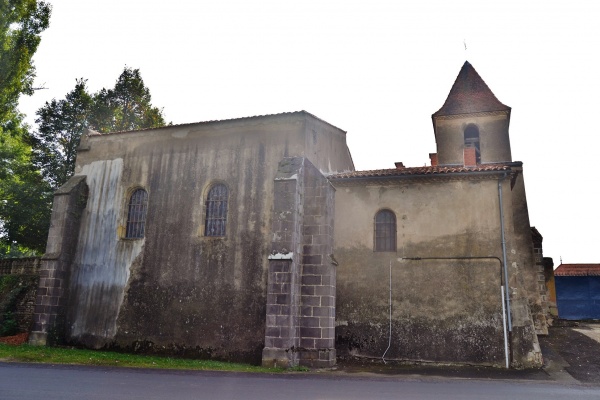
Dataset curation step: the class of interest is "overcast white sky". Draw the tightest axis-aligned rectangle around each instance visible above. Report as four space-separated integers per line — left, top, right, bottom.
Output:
18 0 600 265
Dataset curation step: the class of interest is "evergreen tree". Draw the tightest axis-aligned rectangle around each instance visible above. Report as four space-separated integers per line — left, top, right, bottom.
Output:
89 67 166 133
31 79 92 189
31 68 167 190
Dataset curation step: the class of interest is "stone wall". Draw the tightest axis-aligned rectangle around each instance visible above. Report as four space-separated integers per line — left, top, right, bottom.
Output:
332 173 541 368
29 176 88 345
59 113 352 362
0 258 41 276
298 159 336 367
0 258 41 334
262 157 336 368
509 170 548 359
433 111 512 166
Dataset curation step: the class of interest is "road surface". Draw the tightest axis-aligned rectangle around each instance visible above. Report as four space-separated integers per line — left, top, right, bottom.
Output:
1 362 599 400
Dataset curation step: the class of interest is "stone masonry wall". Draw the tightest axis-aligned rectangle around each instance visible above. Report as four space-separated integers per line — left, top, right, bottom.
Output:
262 163 303 367
0 258 41 334
262 157 336 368
0 258 41 276
298 157 336 367
29 176 88 345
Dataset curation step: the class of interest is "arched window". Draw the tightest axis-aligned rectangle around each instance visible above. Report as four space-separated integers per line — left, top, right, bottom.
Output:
374 210 396 252
464 124 481 164
126 188 148 239
205 183 228 237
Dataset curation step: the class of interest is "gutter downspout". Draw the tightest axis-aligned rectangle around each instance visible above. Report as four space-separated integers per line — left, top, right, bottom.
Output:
382 260 392 364
501 285 509 369
498 173 513 366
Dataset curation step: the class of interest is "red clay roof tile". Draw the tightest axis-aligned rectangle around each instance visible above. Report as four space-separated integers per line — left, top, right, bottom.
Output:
329 163 515 180
555 264 600 277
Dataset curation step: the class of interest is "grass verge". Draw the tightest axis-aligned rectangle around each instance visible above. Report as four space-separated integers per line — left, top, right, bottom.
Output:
0 343 285 373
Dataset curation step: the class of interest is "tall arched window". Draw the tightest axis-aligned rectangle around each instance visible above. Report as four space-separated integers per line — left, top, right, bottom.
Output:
464 124 481 164
126 188 148 239
374 210 396 252
205 183 228 237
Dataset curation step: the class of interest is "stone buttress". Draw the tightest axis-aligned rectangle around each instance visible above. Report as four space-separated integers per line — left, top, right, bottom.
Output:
262 157 337 368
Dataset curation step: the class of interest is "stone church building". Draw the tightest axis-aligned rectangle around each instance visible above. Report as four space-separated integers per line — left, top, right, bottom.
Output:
29 61 546 368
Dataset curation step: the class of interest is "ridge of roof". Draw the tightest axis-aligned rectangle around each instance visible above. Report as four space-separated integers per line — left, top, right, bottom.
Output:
329 162 519 180
555 264 600 276
90 110 346 137
432 61 511 118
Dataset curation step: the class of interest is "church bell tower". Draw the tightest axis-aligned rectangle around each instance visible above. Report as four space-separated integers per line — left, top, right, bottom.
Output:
431 61 512 167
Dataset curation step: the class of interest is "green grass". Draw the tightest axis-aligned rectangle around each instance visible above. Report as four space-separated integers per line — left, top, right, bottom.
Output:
0 343 284 373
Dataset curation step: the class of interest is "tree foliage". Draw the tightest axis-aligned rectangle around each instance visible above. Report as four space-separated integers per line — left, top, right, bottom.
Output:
0 0 52 255
0 126 52 254
0 3 164 255
30 79 92 189
0 0 51 125
31 68 166 191
89 67 166 133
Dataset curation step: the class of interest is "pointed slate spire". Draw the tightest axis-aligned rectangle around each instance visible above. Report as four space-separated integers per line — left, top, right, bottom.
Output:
433 61 510 117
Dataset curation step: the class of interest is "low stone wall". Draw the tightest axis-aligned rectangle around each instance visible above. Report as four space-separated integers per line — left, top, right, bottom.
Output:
0 257 41 276
0 258 41 335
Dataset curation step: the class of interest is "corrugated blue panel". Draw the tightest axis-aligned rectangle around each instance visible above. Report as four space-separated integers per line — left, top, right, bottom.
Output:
590 278 600 300
556 276 600 320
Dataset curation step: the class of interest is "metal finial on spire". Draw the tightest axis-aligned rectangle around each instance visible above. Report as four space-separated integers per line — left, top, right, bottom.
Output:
464 39 467 51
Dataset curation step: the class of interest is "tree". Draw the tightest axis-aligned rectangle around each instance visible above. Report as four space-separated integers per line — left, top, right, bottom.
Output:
0 125 52 255
0 0 51 125
31 67 167 190
89 67 166 133
30 79 92 189
0 1 52 256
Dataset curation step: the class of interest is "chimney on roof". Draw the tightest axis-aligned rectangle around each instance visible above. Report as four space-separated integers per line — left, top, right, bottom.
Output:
429 153 438 166
395 162 405 169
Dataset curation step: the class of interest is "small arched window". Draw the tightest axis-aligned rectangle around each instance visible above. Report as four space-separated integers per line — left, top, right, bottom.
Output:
464 124 481 164
126 188 148 239
374 210 396 252
205 183 228 237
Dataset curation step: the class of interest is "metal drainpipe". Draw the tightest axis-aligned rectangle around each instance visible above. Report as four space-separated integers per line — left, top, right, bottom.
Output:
501 285 509 368
382 260 392 364
498 175 512 333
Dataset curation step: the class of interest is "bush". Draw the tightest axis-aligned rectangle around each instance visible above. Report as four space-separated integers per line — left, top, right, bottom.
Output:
0 311 18 336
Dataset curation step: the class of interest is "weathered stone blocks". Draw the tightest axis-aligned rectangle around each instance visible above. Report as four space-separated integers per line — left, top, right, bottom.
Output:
262 157 336 368
29 176 88 346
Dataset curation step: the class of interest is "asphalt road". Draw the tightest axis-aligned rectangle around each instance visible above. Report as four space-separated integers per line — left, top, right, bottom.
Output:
1 363 599 400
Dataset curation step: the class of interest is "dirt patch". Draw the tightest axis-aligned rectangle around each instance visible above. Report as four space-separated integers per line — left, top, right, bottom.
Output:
0 332 28 345
538 321 600 384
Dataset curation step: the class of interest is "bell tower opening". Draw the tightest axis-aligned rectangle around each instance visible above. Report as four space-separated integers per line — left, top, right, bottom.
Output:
464 124 481 164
